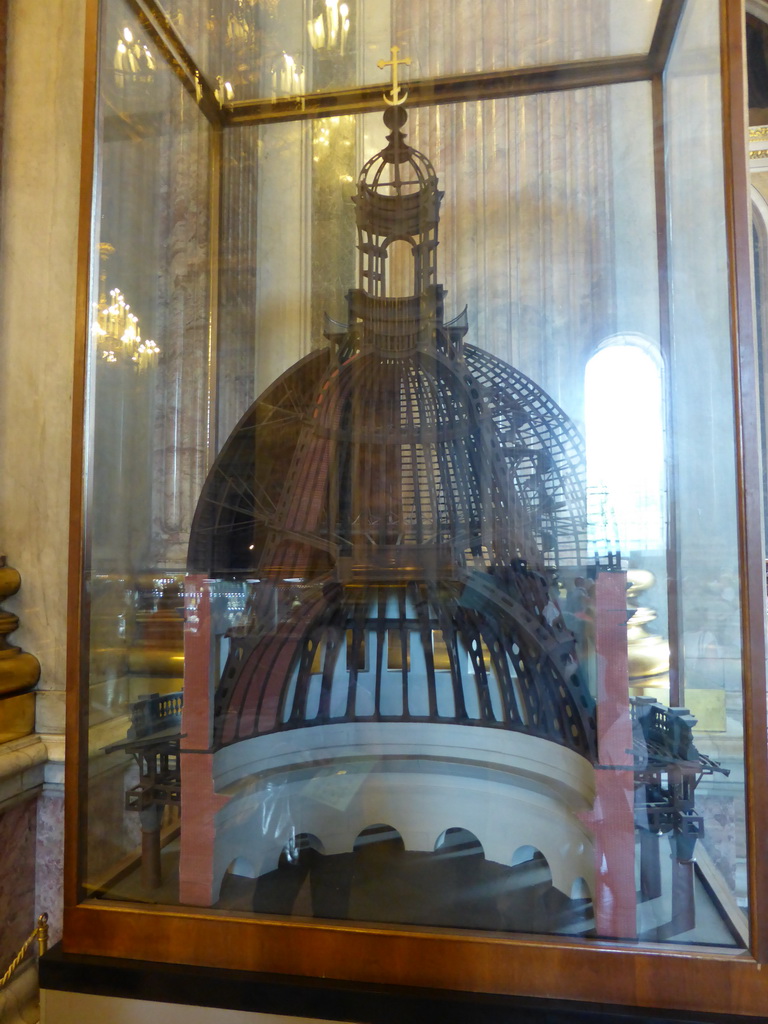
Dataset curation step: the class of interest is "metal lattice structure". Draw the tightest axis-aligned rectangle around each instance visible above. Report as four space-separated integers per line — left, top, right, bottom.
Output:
188 106 594 759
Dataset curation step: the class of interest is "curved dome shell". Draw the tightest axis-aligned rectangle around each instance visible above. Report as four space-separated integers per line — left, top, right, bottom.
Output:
187 88 591 757
188 343 586 578
188 339 593 761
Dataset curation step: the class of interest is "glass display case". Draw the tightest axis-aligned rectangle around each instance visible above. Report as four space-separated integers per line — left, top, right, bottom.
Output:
63 0 768 1015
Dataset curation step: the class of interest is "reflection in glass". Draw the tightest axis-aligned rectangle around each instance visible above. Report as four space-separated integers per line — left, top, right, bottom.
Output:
83 0 748 954
157 0 663 105
585 336 665 557
85 0 211 889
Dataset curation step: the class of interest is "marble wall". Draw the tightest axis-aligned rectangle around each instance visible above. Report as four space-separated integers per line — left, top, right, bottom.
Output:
0 0 83 734
36 789 65 947
0 796 37 969
0 0 86 968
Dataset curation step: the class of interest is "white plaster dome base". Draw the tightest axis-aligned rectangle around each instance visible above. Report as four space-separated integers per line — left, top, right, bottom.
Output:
210 722 595 903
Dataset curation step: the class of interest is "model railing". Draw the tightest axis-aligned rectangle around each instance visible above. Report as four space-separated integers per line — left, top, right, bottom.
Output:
630 697 725 770
129 690 183 739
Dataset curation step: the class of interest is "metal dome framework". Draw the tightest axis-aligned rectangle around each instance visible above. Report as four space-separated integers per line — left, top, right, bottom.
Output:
188 344 586 578
213 572 594 756
353 106 442 299
188 106 594 761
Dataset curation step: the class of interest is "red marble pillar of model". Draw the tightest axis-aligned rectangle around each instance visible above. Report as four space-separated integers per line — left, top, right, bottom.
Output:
179 574 229 906
584 570 637 939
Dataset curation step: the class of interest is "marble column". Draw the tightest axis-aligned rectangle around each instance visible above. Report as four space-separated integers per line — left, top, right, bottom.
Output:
216 127 260 447
152 87 214 570
391 0 618 428
0 0 87 983
35 785 64 948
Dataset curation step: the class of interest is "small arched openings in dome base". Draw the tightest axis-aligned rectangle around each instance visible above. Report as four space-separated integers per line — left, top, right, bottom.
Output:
511 843 539 866
570 877 592 901
217 818 594 936
281 832 325 867
353 823 405 854
508 846 593 907
226 856 257 879
434 826 485 859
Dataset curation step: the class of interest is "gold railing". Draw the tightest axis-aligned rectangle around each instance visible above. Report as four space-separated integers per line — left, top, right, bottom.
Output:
0 914 48 991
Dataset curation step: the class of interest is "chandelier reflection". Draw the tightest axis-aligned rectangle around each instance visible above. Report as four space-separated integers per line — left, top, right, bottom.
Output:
113 26 155 87
93 288 160 371
270 52 306 96
224 0 280 42
307 0 351 55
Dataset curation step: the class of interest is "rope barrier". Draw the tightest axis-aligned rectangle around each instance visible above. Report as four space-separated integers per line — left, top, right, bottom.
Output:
0 913 48 991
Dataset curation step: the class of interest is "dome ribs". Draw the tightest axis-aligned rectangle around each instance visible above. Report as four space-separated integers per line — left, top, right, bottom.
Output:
190 109 594 762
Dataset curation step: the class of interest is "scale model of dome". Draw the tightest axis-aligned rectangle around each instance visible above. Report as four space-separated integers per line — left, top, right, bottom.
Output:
182 103 596 918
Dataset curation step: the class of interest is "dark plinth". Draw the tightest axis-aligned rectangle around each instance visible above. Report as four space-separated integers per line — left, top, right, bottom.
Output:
39 945 766 1024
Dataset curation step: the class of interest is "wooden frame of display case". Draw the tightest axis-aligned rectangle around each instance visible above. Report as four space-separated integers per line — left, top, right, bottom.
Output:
62 0 768 1016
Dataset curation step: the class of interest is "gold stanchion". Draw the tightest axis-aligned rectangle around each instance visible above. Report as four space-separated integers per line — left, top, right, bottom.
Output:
0 913 49 990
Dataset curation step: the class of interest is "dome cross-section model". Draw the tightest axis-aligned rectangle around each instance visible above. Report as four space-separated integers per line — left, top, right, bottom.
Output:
189 103 594 759
183 93 598 927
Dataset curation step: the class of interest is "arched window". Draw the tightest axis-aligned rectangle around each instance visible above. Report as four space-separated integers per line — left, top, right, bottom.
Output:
385 237 415 296
584 335 666 557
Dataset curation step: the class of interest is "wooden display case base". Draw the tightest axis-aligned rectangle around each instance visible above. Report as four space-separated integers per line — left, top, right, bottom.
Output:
39 945 768 1024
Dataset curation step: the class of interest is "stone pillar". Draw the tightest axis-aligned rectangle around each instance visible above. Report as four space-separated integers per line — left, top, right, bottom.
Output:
179 576 229 906
395 0 615 424
151 91 213 569
588 570 637 939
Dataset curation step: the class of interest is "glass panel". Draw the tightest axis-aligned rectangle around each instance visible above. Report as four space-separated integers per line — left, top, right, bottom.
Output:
84 0 212 890
156 0 663 105
662 0 748 938
82 0 748 954
748 16 768 720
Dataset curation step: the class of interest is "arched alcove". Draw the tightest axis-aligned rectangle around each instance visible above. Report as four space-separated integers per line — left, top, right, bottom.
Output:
584 334 665 558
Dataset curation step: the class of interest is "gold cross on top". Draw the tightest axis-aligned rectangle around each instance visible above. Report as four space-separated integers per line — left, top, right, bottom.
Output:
377 45 411 106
